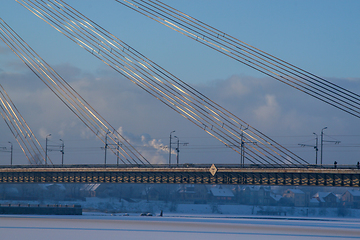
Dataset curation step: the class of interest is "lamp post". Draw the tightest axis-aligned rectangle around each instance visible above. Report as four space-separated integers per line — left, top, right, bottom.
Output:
45 134 51 165
104 131 109 166
169 130 175 166
174 136 179 166
240 127 249 167
115 138 120 166
298 133 319 165
8 141 13 166
240 131 245 167
313 133 318 165
60 139 64 166
320 127 327 166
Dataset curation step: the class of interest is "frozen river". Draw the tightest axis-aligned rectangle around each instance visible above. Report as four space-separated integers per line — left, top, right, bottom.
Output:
1 214 360 239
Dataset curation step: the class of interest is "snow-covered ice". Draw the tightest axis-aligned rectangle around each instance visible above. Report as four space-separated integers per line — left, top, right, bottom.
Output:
1 214 360 240
2 197 360 239
2 197 360 218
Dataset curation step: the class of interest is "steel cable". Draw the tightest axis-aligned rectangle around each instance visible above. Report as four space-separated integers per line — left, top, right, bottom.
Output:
28 0 306 166
118 0 360 119
17 0 309 166
54 0 300 166
0 18 149 165
18 0 278 165
128 0 360 109
0 83 51 164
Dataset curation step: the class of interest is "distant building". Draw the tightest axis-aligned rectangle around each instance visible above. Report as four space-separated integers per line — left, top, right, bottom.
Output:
269 193 283 206
0 186 20 200
42 184 67 200
210 186 234 202
141 186 161 201
342 189 360 208
176 184 209 203
312 192 338 208
241 186 271 205
309 197 320 207
283 189 307 207
80 184 101 197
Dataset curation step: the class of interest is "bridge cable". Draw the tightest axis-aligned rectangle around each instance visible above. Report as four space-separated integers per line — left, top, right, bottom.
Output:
0 83 50 164
0 18 150 166
47 0 302 166
117 0 360 119
59 0 312 165
20 0 308 166
17 0 309 166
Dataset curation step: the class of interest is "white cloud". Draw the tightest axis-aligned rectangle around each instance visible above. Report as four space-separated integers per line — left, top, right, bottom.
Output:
117 126 124 136
145 138 168 153
217 75 250 98
39 128 50 140
140 151 166 165
253 94 281 125
1 63 359 165
138 135 172 164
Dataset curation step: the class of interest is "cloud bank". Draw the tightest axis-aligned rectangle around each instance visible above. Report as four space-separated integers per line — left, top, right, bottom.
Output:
0 63 359 166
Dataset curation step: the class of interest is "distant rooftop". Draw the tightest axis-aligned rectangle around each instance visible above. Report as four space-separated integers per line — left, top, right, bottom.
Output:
347 189 360 197
287 189 304 194
210 187 234 197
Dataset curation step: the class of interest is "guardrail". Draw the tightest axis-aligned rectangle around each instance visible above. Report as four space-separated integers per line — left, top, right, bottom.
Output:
0 163 358 169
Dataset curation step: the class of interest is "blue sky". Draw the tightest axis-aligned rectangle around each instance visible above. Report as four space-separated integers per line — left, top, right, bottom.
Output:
0 0 359 166
2 0 359 80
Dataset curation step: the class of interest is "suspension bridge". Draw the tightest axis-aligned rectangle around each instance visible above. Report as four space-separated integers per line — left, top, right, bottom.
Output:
0 0 359 186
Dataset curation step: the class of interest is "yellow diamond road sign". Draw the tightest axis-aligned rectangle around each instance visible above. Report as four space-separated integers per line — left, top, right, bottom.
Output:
209 164 217 176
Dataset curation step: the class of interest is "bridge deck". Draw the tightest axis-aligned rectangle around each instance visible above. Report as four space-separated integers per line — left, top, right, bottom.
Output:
0 165 359 187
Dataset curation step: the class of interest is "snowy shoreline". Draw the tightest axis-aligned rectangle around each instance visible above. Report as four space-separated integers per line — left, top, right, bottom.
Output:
1 197 360 219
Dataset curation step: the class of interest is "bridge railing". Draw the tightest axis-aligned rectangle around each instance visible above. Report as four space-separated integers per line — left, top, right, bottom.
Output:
0 163 358 170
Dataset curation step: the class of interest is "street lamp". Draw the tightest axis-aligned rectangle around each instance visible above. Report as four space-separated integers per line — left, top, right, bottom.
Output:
313 133 318 165
115 137 120 166
45 134 51 165
104 131 110 166
240 127 249 167
8 141 13 166
174 136 179 166
169 130 175 166
320 127 327 166
298 133 319 165
60 139 64 166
